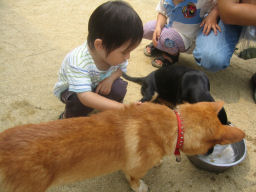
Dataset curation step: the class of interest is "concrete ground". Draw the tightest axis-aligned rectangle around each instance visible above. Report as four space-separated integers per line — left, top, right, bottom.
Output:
0 0 256 191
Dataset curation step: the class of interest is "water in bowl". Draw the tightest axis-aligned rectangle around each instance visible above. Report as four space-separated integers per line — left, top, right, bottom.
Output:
199 144 236 164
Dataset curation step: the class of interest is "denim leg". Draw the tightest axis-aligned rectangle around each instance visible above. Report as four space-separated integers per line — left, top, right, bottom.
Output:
193 20 242 72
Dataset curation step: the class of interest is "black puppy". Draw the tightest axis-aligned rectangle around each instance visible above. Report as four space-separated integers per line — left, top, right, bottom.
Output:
122 64 228 125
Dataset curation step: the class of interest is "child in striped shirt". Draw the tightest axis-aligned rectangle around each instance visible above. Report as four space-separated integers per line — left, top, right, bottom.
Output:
54 1 143 118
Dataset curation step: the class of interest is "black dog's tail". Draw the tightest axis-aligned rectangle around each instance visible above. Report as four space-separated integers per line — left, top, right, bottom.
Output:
122 73 145 85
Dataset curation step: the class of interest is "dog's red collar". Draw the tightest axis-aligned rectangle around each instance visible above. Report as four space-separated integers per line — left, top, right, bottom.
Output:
174 109 184 162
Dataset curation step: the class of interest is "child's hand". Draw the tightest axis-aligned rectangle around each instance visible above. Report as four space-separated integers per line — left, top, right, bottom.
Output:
153 13 167 46
95 77 114 95
153 26 162 47
136 101 142 105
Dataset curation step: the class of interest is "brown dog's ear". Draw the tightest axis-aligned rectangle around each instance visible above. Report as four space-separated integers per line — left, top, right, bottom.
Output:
218 125 245 145
211 101 224 114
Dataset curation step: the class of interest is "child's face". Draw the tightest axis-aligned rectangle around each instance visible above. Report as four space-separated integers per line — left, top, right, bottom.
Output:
103 41 139 66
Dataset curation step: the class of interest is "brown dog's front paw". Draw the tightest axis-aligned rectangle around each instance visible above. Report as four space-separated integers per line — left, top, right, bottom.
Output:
154 159 163 167
130 179 148 192
137 180 148 192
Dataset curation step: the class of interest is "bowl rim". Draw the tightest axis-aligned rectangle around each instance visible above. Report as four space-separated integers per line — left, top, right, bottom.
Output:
195 139 247 167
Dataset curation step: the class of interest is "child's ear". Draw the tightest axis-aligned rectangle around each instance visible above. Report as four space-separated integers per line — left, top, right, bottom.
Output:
94 39 103 50
218 125 245 145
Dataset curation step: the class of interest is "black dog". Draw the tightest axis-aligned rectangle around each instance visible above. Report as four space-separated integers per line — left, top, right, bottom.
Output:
122 64 228 125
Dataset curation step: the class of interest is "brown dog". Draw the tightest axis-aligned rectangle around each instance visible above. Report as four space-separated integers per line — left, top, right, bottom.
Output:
0 102 245 192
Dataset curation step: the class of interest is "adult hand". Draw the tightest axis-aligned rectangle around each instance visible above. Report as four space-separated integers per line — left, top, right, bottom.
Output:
200 15 221 35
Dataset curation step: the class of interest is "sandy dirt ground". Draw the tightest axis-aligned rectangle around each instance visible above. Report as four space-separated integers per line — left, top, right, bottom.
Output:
0 0 256 191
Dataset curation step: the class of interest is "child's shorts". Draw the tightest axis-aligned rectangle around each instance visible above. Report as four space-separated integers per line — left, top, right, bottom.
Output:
60 78 128 118
143 20 186 55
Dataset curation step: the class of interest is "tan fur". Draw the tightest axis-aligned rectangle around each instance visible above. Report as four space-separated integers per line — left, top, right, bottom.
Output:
0 102 245 192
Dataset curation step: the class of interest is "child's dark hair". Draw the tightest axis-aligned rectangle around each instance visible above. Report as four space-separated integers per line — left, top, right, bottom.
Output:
87 1 143 55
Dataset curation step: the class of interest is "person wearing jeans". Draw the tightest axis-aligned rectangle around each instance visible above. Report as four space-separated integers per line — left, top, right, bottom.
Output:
193 0 256 102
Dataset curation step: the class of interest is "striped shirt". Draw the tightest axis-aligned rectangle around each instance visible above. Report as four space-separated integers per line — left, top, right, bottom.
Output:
54 42 128 99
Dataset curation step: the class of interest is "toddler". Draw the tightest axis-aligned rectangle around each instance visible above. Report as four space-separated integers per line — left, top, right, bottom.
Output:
143 0 220 68
54 1 143 118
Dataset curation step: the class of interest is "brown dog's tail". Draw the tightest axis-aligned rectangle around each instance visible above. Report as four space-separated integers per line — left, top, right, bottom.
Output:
122 73 145 85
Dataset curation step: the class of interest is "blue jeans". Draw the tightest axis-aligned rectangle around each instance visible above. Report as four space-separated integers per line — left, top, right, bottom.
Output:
193 20 242 72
